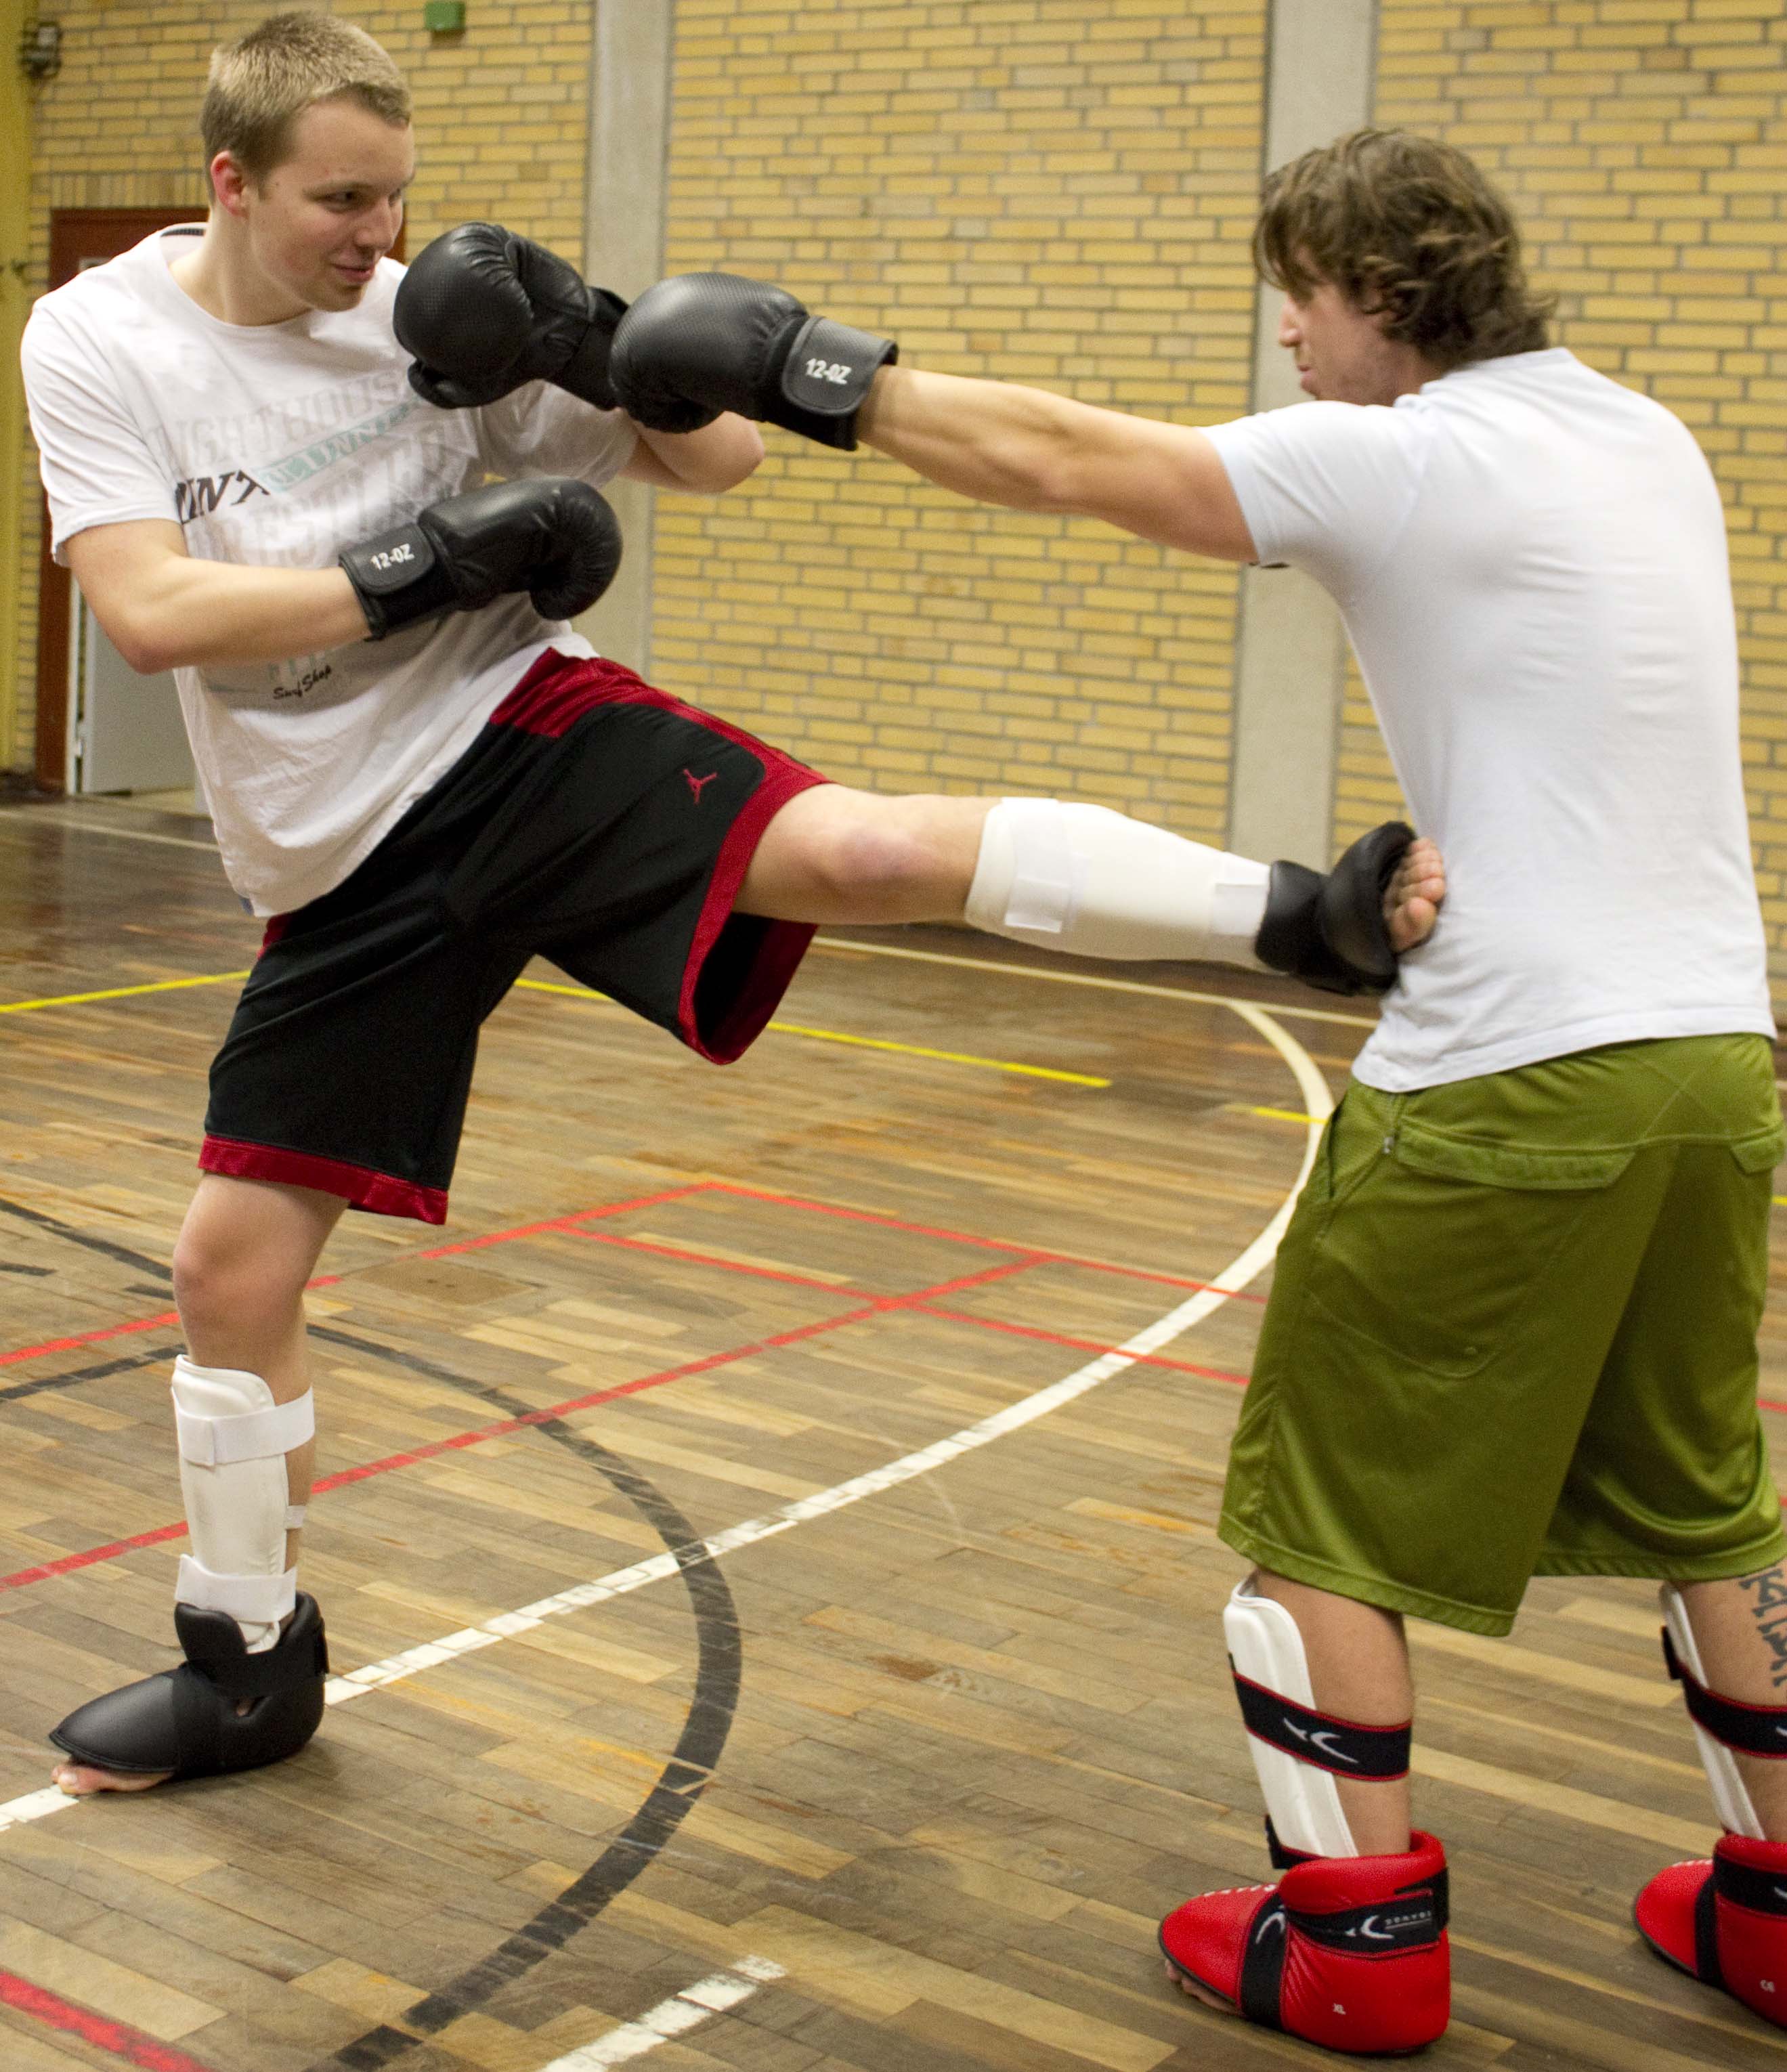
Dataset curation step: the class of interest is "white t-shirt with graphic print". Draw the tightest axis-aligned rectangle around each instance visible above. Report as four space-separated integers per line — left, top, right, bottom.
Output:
22 224 637 915
1204 349 1774 1090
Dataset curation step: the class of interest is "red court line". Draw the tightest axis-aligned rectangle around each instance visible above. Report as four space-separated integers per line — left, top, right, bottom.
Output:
918 1303 1251 1386
0 1968 215 2072
575 1226 859 1292
0 1186 711 1372
703 1178 1266 1303
0 1259 1041 1595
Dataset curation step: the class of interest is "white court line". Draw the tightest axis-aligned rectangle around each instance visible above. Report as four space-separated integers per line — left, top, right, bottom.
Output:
813 932 1379 1029
542 1957 783 2070
0 999 1329 1834
0 814 220 855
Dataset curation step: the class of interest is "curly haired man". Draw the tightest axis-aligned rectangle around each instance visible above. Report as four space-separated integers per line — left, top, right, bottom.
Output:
561 127 1782 2051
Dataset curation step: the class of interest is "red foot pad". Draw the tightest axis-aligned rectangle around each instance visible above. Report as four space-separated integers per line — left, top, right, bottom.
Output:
1635 1834 1787 2031
1159 1832 1450 2056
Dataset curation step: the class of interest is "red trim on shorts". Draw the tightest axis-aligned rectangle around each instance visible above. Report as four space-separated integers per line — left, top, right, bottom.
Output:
198 1134 448 1224
490 647 642 736
681 762 824 1063
492 649 829 1064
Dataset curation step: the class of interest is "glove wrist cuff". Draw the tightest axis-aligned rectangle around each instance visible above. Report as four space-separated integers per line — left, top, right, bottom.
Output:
773 316 898 449
340 520 458 639
555 289 628 410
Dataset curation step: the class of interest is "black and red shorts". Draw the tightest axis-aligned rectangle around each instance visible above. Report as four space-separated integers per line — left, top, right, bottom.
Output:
199 651 826 1224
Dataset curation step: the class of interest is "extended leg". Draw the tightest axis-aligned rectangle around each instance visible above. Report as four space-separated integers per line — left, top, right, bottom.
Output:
49 1177 343 1794
1158 1570 1450 2056
737 787 1443 985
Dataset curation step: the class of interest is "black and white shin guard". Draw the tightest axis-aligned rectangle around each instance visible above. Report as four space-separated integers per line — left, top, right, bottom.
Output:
1225 1578 1412 1866
48 1358 328 1780
1660 1582 1771 1838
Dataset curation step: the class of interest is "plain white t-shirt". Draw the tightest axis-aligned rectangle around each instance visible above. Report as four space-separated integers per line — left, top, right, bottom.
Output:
1204 348 1774 1089
22 225 637 915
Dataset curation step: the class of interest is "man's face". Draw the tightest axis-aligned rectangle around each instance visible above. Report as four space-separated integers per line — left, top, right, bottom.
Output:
221 97 413 316
1277 280 1422 406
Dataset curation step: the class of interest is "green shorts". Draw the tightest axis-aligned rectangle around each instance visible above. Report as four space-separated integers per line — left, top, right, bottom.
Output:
1219 1033 1787 1635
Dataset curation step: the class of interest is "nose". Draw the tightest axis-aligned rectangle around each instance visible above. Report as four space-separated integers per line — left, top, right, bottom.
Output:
360 195 402 253
1277 296 1301 348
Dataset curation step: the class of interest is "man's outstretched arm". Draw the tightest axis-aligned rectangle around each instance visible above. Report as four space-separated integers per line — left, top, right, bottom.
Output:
604 270 1257 561
855 365 1257 563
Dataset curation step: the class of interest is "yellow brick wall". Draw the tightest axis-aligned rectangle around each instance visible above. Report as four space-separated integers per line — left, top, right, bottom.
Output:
1342 0 1787 1006
653 3 1266 836
11 0 591 777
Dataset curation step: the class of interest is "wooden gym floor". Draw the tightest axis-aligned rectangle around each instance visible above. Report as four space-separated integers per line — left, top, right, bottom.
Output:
3 795 1787 2072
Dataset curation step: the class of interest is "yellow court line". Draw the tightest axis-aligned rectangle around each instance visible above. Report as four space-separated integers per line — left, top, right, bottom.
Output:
765 1020 1106 1085
0 968 1104 1085
512 977 1108 1085
1248 1105 1318 1125
0 970 250 1015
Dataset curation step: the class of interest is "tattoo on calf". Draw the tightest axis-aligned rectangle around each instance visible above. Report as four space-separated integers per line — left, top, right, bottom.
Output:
1739 1568 1787 1691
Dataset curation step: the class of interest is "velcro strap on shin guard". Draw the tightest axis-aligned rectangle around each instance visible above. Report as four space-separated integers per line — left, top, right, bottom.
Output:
1233 1670 1413 1780
176 1388 314 1467
176 1557 298 1626
1664 1627 1787 1758
1288 1869 1450 1954
1715 1851 1787 1918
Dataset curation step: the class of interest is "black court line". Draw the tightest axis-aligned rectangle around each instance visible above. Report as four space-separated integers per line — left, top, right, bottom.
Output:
303 1327 743 2071
0 1195 172 1282
0 1343 173 1406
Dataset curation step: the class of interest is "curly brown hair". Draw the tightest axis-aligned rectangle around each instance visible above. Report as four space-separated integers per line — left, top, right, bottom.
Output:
1254 129 1552 371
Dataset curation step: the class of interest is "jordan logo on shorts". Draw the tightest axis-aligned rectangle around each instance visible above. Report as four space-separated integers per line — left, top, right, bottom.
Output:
683 769 718 803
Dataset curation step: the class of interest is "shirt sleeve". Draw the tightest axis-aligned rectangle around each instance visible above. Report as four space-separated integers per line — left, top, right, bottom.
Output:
1203 400 1428 603
475 379 638 490
21 301 181 562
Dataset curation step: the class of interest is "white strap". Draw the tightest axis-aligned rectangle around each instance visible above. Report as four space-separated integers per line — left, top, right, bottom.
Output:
175 1557 297 1625
175 1388 314 1467
1002 798 1084 934
284 1505 307 1532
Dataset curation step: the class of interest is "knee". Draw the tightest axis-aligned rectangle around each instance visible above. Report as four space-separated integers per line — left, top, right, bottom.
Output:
809 809 938 915
172 1218 305 1341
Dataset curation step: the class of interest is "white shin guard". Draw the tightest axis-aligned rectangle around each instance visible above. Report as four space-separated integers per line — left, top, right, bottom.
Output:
171 1356 311 1654
966 798 1270 964
1661 1582 1764 1840
1225 1581 1360 1859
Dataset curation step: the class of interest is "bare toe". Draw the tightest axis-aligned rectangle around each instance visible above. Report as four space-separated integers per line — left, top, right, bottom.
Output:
51 1761 171 1796
1163 1960 1239 2016
1387 892 1437 953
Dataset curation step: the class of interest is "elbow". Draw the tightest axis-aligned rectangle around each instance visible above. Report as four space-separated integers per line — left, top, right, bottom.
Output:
696 422 765 493
102 605 181 677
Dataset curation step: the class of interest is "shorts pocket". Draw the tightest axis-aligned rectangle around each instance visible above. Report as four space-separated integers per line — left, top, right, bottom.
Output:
1301 1123 1635 1380
1730 1124 1786 1175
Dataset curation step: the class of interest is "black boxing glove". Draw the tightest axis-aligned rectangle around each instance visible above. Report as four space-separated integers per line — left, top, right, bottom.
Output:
395 224 628 410
1254 820 1418 996
341 478 622 639
608 273 897 449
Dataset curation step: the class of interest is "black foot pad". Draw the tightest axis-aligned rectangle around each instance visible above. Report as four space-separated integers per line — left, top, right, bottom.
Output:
49 1594 328 1781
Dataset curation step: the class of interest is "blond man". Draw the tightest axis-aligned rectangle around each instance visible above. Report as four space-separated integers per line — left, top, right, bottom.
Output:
22 23 1438 1802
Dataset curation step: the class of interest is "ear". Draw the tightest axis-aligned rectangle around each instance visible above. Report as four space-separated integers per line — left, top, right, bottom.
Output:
210 151 253 219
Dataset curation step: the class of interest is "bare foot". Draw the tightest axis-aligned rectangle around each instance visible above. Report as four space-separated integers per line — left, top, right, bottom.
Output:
51 1761 171 1796
1163 1958 1238 2016
1384 834 1444 954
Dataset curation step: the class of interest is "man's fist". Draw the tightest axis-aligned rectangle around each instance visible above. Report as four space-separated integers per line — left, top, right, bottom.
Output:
609 273 897 450
341 478 622 639
395 225 628 410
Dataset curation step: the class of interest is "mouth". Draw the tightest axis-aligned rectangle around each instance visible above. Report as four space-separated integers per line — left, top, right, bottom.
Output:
331 258 379 286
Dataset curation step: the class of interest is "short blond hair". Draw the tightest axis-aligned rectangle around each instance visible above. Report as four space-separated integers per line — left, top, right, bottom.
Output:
201 12 410 183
